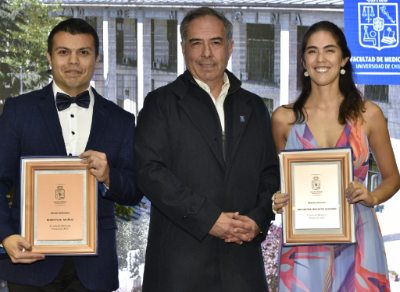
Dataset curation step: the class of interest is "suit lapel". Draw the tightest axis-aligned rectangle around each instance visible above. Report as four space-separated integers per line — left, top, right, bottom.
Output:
224 92 253 168
177 83 226 170
85 89 109 151
38 84 67 155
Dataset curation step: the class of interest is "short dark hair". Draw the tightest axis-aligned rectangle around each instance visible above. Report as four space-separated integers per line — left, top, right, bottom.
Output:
47 18 99 57
291 21 365 125
180 7 233 49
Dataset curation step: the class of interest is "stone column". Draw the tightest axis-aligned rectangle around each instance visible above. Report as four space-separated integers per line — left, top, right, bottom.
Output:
103 9 109 100
388 85 400 139
137 11 144 112
137 11 152 112
232 21 246 80
224 12 232 72
108 17 117 103
231 21 240 78
177 10 185 76
288 14 299 103
143 16 152 104
279 14 290 107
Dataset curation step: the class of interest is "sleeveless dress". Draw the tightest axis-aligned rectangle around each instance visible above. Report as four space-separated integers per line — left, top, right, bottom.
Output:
277 121 390 292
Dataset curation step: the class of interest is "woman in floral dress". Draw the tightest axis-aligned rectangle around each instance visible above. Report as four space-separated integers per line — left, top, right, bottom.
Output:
271 21 400 292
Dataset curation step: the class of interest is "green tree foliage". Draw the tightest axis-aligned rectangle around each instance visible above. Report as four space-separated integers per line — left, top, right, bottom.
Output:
3 0 65 108
0 0 25 114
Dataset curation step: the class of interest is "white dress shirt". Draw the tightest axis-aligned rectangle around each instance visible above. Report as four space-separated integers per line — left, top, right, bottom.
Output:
193 73 230 132
52 82 94 156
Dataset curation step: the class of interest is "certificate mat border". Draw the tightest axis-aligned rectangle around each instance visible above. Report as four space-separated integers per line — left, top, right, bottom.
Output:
279 148 355 246
34 170 87 245
21 157 97 255
291 161 343 233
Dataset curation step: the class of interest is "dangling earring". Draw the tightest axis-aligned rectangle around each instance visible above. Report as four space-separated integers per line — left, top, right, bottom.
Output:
304 71 309 77
340 68 346 75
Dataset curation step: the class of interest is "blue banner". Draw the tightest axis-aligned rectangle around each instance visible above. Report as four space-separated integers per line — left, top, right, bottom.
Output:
344 0 400 84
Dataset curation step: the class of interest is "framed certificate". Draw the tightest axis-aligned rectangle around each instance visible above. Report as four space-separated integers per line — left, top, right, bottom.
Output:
278 148 356 246
21 157 97 255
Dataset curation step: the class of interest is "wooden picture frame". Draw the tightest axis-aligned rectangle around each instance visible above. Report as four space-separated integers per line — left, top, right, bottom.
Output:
21 157 97 255
278 148 356 246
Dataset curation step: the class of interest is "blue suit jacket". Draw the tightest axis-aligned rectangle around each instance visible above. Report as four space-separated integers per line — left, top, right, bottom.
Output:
0 83 142 291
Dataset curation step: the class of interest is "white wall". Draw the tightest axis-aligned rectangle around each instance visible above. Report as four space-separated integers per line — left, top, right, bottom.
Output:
376 138 400 285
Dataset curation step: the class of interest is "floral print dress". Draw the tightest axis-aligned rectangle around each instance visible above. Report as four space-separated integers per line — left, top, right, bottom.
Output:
277 121 390 292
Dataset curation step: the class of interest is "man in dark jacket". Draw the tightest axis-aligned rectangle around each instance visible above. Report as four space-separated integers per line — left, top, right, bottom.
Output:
135 7 279 292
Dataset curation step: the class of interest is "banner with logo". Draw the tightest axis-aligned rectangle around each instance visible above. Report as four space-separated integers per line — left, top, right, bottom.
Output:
344 0 400 84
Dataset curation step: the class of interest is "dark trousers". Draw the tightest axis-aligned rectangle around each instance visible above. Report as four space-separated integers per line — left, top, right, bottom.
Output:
7 258 109 292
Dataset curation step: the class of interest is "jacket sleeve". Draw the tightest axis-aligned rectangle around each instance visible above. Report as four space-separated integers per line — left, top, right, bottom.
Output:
0 98 21 247
134 92 221 242
246 105 280 235
102 114 143 207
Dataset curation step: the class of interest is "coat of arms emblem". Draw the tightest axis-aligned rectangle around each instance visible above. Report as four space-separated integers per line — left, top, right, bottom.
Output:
55 186 65 200
359 3 399 50
312 176 321 190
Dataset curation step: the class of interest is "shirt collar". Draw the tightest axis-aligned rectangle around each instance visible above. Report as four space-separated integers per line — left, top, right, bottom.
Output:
193 72 230 97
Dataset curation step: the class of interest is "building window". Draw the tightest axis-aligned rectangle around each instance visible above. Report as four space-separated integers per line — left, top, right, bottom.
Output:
116 18 137 67
297 26 309 89
117 74 124 108
86 17 97 31
117 74 137 113
368 155 380 192
116 18 124 65
167 20 177 72
86 17 102 62
262 98 274 116
151 19 177 72
368 155 385 213
246 24 275 84
365 85 389 103
117 98 124 108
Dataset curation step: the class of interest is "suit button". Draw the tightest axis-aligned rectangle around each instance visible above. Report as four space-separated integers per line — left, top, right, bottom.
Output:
72 131 75 135
183 215 187 220
69 153 72 156
71 114 74 118
190 206 195 211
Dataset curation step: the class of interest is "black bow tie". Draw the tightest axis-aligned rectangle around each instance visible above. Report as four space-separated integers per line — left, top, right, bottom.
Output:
56 91 90 111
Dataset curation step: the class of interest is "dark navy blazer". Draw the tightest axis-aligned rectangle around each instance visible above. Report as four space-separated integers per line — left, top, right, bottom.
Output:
0 83 142 291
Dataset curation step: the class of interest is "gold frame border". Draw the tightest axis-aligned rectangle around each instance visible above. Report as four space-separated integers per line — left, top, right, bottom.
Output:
24 160 97 254
281 150 353 244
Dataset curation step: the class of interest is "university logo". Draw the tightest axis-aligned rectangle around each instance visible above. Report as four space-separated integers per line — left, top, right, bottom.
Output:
55 185 65 200
312 176 321 190
359 2 399 50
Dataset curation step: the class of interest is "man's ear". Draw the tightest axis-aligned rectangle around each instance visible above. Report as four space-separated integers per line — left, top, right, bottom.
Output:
95 54 100 68
46 52 52 68
181 42 185 56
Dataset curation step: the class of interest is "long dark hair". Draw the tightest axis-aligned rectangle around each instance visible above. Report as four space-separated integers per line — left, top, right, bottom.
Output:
289 21 365 125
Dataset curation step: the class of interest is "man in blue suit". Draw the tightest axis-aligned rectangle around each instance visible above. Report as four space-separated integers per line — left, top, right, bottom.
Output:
0 18 142 291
